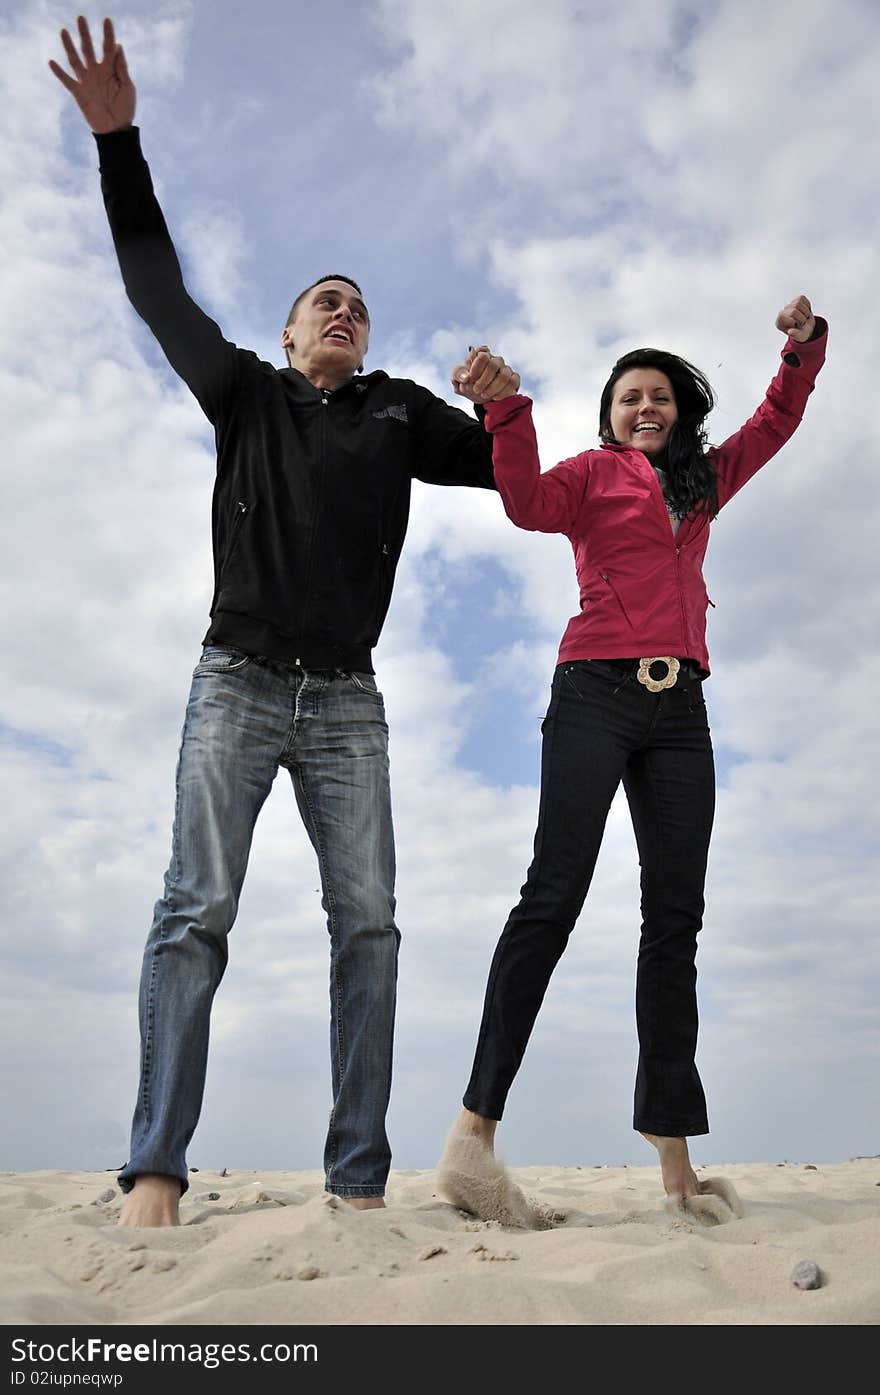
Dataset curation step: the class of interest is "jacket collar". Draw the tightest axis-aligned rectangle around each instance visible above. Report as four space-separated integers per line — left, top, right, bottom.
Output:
282 366 387 397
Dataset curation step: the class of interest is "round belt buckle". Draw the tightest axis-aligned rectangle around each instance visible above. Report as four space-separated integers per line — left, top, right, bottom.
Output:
636 656 680 692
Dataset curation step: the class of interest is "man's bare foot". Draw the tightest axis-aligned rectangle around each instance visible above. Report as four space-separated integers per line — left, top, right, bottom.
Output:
436 1109 551 1229
640 1132 744 1222
117 1173 181 1228
344 1196 386 1210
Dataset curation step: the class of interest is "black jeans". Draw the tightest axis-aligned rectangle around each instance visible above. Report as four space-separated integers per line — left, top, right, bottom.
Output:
463 659 715 1137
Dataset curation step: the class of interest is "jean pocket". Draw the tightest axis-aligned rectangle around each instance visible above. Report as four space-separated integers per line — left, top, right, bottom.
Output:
194 645 252 676
562 660 629 697
345 671 384 701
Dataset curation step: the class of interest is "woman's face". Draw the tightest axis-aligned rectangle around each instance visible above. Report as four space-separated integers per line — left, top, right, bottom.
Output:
608 368 678 455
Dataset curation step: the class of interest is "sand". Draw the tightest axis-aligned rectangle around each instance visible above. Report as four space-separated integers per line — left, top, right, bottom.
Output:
1 1160 878 1326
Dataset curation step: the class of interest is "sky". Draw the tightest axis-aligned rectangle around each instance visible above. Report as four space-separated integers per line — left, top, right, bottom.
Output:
1 0 878 1182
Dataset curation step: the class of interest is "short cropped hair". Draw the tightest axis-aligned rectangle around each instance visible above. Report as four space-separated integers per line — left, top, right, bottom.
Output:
285 274 365 326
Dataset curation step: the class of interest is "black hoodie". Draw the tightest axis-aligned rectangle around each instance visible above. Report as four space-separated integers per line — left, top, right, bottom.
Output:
96 127 496 672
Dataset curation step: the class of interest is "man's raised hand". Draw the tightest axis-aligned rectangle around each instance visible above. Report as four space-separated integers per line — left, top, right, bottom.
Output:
49 16 135 133
775 294 816 344
452 345 521 404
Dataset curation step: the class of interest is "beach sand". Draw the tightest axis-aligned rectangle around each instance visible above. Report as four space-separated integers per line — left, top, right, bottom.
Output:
1 1160 878 1325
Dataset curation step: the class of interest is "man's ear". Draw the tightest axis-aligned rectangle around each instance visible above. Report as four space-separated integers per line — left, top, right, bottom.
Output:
280 325 294 351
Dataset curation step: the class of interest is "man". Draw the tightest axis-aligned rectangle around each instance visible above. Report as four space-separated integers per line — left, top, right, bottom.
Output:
50 17 519 1227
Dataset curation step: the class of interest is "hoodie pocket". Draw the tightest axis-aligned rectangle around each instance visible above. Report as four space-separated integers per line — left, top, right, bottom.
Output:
376 541 394 619
219 500 250 585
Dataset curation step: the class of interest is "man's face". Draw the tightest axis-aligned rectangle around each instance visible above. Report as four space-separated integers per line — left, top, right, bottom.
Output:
281 281 370 383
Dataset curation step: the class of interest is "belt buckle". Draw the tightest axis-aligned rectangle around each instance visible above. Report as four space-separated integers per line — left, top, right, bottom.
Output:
637 656 680 693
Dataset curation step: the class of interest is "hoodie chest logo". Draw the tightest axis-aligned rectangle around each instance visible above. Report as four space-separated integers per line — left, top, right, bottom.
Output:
372 404 408 423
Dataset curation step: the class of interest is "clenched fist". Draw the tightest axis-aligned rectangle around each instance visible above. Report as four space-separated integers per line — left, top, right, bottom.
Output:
451 345 521 404
776 294 817 344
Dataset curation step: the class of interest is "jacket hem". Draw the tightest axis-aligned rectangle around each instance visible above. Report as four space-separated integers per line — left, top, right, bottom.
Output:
557 642 711 676
204 612 375 673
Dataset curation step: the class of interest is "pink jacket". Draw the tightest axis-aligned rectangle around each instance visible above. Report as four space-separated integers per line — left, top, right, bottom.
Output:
483 326 827 674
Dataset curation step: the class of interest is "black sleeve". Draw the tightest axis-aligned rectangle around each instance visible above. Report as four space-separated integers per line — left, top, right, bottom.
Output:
410 386 497 490
95 126 244 424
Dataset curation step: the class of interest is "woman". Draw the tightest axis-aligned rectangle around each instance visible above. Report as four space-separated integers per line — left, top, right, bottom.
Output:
438 296 827 1227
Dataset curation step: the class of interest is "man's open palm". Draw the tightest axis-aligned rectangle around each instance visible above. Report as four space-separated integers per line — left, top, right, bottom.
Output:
49 15 135 133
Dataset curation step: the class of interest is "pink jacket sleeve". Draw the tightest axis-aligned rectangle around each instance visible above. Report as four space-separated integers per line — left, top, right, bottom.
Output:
482 394 589 534
713 320 828 509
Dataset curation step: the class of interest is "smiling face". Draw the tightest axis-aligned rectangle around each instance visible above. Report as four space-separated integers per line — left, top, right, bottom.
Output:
607 367 678 455
281 279 370 389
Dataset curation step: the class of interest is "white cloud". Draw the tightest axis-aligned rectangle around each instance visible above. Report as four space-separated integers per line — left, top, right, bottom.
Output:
372 0 692 188
178 205 247 319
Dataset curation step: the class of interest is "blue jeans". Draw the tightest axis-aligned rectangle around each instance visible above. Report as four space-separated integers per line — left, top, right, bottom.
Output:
463 659 715 1138
117 647 399 1198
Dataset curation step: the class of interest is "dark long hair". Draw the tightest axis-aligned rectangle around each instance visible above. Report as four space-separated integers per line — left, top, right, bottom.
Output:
598 348 719 519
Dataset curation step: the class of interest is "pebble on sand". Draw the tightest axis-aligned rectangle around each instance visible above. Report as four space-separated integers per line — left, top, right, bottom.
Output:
791 1259 823 1290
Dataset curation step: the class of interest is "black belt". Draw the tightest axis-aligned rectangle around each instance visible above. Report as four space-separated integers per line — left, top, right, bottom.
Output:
578 657 704 691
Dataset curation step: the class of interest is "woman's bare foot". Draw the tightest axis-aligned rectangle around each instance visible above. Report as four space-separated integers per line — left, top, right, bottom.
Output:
640 1132 744 1222
640 1132 700 1199
454 1107 498 1148
345 1196 386 1210
436 1109 551 1229
117 1173 181 1228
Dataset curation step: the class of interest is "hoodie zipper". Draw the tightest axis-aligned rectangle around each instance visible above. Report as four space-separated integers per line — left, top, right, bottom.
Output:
295 388 330 659
674 545 688 644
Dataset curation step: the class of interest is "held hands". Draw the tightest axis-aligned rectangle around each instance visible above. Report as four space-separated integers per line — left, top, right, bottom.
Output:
775 294 816 344
451 345 520 404
49 16 135 133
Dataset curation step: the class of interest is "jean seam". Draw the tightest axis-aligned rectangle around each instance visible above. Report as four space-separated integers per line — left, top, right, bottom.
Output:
325 1185 386 1198
139 725 189 1127
292 762 342 1175
140 950 156 1124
